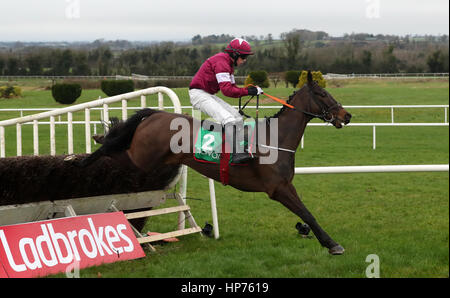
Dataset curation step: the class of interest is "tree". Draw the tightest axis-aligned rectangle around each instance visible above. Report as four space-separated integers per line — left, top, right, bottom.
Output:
270 74 281 88
6 57 20 75
54 49 73 75
361 50 372 73
281 31 302 67
98 47 113 75
427 50 445 72
26 55 43 75
380 45 398 73
192 34 202 45
72 52 90 75
0 57 5 75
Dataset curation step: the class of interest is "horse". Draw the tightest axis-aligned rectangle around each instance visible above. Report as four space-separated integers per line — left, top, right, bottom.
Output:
81 71 352 255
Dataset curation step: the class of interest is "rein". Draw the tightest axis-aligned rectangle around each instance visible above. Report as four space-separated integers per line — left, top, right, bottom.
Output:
238 96 254 118
238 84 342 154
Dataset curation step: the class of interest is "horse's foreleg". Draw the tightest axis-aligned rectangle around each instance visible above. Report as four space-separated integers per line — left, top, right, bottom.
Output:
270 182 344 255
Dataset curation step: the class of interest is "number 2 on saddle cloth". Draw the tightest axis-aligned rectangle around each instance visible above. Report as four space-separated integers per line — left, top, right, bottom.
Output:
193 120 256 185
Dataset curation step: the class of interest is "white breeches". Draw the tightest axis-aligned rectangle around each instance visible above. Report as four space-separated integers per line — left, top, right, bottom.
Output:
189 89 243 126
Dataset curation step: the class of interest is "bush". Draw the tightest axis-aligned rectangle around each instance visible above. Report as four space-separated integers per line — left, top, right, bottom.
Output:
51 83 82 104
244 71 270 88
101 80 134 96
0 86 22 98
297 70 327 88
13 86 22 97
284 70 302 87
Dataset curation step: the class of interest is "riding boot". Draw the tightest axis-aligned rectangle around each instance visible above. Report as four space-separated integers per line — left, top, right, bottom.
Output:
224 122 256 164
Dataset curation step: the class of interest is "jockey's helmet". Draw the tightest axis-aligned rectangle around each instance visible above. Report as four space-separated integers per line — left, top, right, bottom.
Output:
225 38 254 56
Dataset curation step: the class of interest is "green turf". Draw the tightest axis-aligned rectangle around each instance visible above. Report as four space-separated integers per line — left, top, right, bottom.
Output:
0 78 448 278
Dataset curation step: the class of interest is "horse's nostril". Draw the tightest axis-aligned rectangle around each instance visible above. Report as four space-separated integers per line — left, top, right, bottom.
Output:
345 113 352 123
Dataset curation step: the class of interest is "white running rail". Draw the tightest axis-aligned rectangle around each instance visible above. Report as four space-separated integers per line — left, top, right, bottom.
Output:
294 164 449 174
0 86 181 157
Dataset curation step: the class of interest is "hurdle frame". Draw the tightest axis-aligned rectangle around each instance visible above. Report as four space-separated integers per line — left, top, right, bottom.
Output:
0 86 199 245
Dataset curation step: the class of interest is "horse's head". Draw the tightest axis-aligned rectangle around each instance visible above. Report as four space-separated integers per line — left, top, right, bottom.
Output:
299 71 352 128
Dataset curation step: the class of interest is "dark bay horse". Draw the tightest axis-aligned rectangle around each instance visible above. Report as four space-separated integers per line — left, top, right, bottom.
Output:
82 72 352 255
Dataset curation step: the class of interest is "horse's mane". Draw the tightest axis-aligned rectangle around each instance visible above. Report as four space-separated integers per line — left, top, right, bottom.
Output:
80 108 161 167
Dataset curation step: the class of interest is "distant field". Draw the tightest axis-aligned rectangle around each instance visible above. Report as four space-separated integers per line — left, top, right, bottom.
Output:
0 78 448 277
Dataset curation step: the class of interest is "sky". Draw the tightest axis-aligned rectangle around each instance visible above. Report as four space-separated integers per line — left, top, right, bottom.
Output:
0 0 448 42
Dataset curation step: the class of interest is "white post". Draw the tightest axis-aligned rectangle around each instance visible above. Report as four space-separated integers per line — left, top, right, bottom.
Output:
391 107 394 123
67 112 73 154
93 124 97 143
158 92 164 110
178 165 188 230
0 126 5 158
140 95 146 108
85 108 91 154
445 107 448 123
16 123 22 156
50 116 56 156
301 135 304 149
33 120 39 156
121 99 128 120
103 104 109 134
209 178 220 239
373 125 376 150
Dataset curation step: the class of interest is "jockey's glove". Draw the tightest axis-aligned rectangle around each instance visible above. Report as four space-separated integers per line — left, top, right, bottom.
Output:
247 86 264 96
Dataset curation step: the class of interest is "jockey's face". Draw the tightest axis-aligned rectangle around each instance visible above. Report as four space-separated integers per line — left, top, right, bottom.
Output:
236 56 247 67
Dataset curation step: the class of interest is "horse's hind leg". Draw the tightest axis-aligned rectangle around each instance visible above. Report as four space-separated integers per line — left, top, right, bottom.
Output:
270 182 345 255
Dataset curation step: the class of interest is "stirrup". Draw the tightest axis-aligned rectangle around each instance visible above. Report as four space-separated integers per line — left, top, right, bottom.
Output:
232 152 256 164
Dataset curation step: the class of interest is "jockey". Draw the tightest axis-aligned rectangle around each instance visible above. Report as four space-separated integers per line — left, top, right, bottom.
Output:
189 38 263 163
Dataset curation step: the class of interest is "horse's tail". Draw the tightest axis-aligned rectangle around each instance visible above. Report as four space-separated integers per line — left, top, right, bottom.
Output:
80 108 160 167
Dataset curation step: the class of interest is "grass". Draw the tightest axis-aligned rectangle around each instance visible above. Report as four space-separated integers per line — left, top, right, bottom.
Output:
0 78 448 278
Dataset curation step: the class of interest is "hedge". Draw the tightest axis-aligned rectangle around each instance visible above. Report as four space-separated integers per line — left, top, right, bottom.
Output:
0 86 22 98
101 80 134 97
284 70 302 87
51 83 82 104
244 71 270 88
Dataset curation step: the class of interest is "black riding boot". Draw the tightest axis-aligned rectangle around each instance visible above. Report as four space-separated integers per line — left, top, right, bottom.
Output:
224 122 256 164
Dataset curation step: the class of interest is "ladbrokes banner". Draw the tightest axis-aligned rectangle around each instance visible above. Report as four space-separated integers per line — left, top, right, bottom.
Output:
0 212 145 278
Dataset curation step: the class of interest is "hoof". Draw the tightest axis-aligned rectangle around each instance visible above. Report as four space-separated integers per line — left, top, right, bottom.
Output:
328 245 345 255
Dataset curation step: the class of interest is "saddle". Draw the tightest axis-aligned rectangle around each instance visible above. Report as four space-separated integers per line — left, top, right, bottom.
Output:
193 120 256 185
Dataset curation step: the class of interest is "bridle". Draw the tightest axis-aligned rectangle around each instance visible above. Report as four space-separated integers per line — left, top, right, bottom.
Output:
294 83 343 124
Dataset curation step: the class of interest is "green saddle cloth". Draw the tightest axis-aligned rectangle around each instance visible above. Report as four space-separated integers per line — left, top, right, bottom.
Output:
194 120 255 164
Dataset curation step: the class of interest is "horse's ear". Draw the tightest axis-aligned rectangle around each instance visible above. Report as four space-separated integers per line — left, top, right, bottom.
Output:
307 70 313 84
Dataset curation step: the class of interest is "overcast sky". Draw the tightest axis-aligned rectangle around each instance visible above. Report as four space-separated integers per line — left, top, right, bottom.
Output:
1 0 448 42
